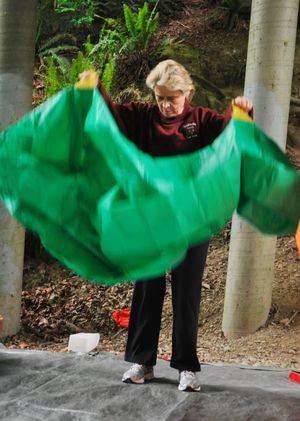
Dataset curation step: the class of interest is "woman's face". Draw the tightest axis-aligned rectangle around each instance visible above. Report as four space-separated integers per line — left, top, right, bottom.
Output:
154 85 189 118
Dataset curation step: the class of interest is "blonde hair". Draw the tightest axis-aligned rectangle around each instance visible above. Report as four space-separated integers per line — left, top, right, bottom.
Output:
146 59 195 102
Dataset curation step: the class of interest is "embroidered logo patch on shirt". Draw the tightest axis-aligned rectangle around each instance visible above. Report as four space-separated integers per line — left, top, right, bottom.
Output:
181 122 198 139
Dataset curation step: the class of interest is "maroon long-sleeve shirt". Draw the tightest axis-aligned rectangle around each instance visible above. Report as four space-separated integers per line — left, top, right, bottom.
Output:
98 82 232 157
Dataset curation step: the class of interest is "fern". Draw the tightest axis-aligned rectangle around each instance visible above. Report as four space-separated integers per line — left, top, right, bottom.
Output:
123 4 137 38
44 1 161 98
83 35 94 55
44 50 94 97
39 44 77 60
86 21 126 72
55 0 100 27
69 52 95 85
122 2 160 51
53 54 70 77
45 57 65 97
146 0 159 42
37 32 78 76
38 33 76 53
136 3 149 49
102 56 115 92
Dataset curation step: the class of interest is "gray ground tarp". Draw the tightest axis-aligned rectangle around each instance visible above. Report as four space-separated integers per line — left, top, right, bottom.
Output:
0 347 299 421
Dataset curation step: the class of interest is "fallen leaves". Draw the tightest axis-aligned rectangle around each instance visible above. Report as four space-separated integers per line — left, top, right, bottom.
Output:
2 224 299 369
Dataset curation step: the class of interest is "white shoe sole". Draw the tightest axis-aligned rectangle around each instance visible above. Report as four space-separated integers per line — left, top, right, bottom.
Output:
178 384 201 392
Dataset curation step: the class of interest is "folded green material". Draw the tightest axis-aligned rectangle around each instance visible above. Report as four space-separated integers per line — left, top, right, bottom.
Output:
0 88 299 285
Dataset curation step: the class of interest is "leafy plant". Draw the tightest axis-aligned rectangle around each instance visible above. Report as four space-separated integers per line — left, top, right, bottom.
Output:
37 33 78 61
122 1 159 51
55 0 100 27
44 56 65 98
68 52 96 85
86 20 125 71
102 56 115 93
80 2 160 90
44 2 161 96
43 22 119 98
87 1 160 60
44 52 95 98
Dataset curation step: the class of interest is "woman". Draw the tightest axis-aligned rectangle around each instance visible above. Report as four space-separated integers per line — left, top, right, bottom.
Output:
81 59 252 391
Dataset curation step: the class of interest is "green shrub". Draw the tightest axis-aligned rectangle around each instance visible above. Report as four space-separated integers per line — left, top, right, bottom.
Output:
44 57 65 98
55 0 100 27
123 1 159 51
68 52 96 85
102 57 115 93
44 2 161 96
44 52 95 98
86 20 125 72
37 33 78 61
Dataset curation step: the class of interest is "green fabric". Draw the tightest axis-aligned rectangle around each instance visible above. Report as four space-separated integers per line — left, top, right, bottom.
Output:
0 87 299 285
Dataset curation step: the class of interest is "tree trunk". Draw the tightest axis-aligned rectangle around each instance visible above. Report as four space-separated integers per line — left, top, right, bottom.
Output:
222 0 299 338
0 0 37 337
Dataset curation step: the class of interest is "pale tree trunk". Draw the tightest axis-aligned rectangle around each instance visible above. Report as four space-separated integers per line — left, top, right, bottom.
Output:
0 0 37 337
222 0 299 338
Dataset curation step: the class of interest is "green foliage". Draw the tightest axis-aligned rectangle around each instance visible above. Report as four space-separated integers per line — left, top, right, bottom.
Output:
86 20 125 71
123 5 136 38
102 57 115 93
43 23 117 98
55 0 100 27
44 2 161 97
82 2 160 89
123 1 159 51
86 1 159 59
44 57 65 98
37 33 78 60
68 52 96 85
44 52 95 98
83 35 94 55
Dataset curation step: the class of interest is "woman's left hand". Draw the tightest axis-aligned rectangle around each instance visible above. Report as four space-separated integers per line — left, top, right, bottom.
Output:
233 96 253 113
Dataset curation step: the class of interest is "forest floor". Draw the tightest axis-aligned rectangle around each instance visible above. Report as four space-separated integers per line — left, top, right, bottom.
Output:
3 0 300 370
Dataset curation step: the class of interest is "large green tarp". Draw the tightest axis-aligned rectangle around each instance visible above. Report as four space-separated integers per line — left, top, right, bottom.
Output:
0 87 299 285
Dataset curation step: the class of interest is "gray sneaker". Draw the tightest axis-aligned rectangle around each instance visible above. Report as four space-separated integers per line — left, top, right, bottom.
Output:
178 370 201 392
122 364 154 384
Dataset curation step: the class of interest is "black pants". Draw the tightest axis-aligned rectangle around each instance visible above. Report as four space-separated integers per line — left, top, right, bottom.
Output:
125 242 209 372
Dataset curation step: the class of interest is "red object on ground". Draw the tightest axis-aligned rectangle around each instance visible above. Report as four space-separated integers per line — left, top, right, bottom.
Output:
0 315 4 332
112 309 130 328
288 370 300 384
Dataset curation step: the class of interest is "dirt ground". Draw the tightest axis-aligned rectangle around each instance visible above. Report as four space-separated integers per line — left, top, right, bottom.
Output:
3 1 300 370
